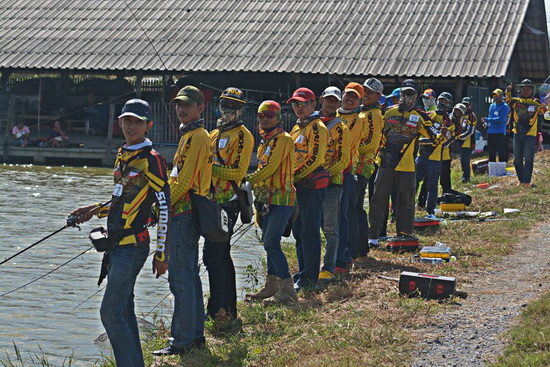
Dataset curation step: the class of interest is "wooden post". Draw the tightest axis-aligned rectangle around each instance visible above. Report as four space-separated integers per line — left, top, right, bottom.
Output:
136 71 143 99
455 77 463 102
103 103 116 166
294 73 301 89
107 103 115 140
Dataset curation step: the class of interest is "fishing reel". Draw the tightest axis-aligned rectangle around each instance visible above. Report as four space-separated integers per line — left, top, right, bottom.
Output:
66 215 81 230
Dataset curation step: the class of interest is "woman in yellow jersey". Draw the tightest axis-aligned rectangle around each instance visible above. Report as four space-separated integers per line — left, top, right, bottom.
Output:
246 101 298 303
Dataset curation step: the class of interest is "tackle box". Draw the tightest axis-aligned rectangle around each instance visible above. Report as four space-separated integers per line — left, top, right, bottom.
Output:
387 235 419 253
440 203 466 212
471 158 489 175
398 271 456 300
414 217 440 231
419 257 445 264
420 245 452 260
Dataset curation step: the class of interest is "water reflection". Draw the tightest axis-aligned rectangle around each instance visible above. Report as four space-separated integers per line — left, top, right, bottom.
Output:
0 164 264 365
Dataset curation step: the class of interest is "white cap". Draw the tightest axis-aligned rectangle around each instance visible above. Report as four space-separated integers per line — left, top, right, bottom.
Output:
454 103 467 115
321 86 342 101
363 78 384 95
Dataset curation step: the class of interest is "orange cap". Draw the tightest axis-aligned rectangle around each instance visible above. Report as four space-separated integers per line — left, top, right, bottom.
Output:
344 82 364 99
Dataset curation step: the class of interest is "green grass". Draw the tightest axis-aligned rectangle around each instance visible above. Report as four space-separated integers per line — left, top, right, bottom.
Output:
491 292 550 366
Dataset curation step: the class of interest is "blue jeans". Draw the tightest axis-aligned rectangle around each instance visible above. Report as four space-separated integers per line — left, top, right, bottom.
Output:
168 213 204 349
336 173 355 268
415 156 442 215
460 147 473 182
292 187 326 289
203 205 239 319
321 186 343 273
261 205 294 279
100 244 149 367
513 134 536 184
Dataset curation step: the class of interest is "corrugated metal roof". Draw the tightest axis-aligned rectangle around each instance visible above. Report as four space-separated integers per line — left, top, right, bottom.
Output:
0 0 543 77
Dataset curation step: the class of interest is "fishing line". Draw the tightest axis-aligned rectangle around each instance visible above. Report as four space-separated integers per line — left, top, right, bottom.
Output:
73 286 105 309
1 201 110 266
1 246 94 298
0 225 70 266
144 291 172 318
121 0 179 136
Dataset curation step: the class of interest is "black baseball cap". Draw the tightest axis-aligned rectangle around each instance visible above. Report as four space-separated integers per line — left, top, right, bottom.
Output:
401 79 418 93
119 99 151 121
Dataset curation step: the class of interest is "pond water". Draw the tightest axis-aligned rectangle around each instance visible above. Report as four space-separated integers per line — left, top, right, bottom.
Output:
0 164 265 365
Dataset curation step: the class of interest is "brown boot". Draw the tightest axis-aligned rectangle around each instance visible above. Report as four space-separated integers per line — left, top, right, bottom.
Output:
246 274 280 300
262 277 298 305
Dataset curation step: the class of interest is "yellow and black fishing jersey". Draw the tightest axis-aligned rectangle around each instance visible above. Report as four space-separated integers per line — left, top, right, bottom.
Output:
357 105 383 179
107 139 170 262
506 91 542 136
247 126 296 206
338 107 363 171
322 115 350 185
458 110 477 149
290 113 329 182
380 106 441 172
210 122 254 204
417 110 450 161
170 119 213 216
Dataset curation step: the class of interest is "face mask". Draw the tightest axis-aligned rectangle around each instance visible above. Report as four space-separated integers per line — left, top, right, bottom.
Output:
399 93 417 111
219 106 243 123
422 97 436 110
436 100 452 112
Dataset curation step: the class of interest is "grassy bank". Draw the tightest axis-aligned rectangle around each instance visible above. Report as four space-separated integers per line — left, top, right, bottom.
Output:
4 151 550 366
138 151 550 367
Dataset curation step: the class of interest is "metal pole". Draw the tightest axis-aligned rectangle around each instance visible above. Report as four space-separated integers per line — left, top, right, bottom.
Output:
37 76 42 134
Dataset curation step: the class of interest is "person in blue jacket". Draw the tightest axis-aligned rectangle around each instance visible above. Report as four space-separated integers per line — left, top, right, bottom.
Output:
481 88 510 162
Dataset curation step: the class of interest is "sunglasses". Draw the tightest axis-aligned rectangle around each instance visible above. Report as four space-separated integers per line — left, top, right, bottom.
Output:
257 111 277 119
220 100 243 110
291 100 312 108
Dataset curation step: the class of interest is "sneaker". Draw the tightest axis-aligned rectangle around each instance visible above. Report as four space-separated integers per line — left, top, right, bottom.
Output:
333 266 348 275
425 214 437 220
368 239 380 248
318 270 334 282
152 344 191 356
524 183 536 188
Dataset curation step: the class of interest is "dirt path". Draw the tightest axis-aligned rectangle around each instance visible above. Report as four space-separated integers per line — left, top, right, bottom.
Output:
410 223 550 366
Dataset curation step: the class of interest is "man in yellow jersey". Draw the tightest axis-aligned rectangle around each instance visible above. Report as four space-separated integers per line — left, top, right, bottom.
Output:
368 79 442 246
506 79 543 187
416 92 452 218
245 101 298 303
458 97 478 183
334 82 364 273
317 87 350 281
153 86 212 356
206 87 254 323
353 78 384 257
289 87 329 290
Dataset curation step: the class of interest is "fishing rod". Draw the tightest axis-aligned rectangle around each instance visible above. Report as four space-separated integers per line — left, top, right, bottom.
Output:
1 246 94 298
0 201 111 266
